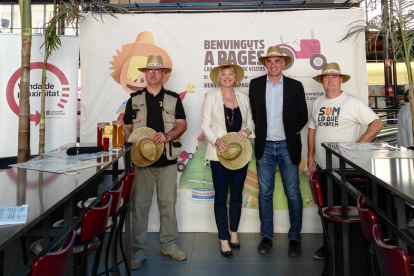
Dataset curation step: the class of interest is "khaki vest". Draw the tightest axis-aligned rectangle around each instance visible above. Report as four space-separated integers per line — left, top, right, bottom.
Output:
131 91 181 160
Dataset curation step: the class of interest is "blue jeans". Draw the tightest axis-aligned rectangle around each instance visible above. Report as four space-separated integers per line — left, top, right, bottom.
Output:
210 161 248 240
256 141 302 241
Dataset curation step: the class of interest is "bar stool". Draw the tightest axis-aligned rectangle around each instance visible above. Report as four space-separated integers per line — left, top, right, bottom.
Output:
372 224 412 276
30 192 112 276
309 171 360 276
30 230 76 276
357 195 398 276
112 171 135 276
69 171 134 275
94 171 135 276
99 181 124 276
75 192 112 276
76 175 131 275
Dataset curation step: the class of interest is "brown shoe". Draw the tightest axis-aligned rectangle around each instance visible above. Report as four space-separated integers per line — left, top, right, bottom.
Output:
161 249 187 260
130 259 143 270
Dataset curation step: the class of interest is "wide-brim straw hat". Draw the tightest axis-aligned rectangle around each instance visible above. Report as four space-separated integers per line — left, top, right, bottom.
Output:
210 60 245 85
217 132 252 170
128 127 164 167
138 55 172 73
313 62 351 83
258 46 292 68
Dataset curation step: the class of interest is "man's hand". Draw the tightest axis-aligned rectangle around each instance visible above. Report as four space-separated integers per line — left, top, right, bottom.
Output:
124 124 133 142
306 156 317 177
153 132 168 145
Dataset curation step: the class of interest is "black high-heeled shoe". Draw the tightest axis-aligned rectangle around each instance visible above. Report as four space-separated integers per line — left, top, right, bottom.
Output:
228 234 241 250
220 241 233 258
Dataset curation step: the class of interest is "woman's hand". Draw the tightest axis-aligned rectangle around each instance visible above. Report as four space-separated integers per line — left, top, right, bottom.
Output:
235 129 250 142
215 139 228 155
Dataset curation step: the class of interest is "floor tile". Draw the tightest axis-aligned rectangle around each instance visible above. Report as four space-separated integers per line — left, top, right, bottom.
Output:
262 263 301 276
190 263 264 276
5 232 324 276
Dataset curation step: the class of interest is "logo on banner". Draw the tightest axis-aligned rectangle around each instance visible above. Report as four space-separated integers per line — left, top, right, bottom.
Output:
6 62 70 126
110 31 196 121
277 38 327 70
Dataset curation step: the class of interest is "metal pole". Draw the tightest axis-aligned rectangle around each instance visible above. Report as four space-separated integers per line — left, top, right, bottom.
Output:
382 0 392 89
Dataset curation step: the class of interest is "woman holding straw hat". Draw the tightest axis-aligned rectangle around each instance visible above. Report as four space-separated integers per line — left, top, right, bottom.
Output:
201 60 255 258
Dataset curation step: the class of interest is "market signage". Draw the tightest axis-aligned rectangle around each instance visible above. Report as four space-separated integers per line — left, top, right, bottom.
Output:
79 10 366 232
0 35 79 157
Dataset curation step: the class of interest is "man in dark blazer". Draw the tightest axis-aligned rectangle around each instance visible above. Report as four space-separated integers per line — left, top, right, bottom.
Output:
249 46 308 257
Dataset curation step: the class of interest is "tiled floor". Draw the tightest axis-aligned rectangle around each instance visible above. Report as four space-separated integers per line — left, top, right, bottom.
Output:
110 232 324 276
5 232 324 276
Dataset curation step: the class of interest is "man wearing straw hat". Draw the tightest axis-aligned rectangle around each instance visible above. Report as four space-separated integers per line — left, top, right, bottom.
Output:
307 62 382 270
123 55 187 269
249 46 308 256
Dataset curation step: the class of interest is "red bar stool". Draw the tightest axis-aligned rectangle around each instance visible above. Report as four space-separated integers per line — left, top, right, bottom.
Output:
75 192 112 276
30 230 76 276
373 224 412 276
99 181 124 276
112 171 135 276
73 171 134 275
309 171 360 276
30 192 112 276
357 195 397 275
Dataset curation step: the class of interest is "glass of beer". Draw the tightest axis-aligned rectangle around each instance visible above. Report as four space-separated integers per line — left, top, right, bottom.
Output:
112 120 124 149
97 122 110 148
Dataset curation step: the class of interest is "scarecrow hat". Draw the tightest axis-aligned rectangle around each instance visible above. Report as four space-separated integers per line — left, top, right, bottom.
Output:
138 55 172 73
128 127 164 167
217 132 252 170
210 60 245 85
313 62 351 83
258 46 292 68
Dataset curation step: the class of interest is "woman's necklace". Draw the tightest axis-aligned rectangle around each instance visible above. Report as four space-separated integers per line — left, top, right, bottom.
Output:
223 104 234 126
222 91 236 126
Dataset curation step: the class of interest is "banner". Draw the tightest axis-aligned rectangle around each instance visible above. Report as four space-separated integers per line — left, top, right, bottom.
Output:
0 34 79 157
80 9 366 233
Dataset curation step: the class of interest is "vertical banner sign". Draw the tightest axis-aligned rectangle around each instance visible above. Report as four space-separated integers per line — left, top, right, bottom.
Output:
80 10 366 233
0 35 79 157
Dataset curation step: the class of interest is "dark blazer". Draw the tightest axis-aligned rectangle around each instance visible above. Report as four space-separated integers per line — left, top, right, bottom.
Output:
249 74 308 165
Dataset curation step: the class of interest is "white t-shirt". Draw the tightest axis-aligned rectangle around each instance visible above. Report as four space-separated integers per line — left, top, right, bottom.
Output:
308 92 380 169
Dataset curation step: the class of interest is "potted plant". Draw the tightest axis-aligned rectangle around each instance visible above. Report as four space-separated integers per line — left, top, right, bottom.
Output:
37 0 130 153
342 0 413 132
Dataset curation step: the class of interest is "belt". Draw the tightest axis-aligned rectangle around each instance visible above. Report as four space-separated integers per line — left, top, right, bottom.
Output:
266 140 286 144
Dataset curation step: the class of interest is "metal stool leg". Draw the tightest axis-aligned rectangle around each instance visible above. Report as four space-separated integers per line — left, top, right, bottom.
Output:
319 208 334 276
116 201 131 276
92 233 105 276
77 240 89 276
21 238 28 264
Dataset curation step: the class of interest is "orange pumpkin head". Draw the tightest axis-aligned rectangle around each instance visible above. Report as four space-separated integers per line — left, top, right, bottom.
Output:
110 31 173 94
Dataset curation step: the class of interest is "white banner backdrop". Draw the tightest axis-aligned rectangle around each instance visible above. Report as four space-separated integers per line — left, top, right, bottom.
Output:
80 9 366 233
0 35 79 157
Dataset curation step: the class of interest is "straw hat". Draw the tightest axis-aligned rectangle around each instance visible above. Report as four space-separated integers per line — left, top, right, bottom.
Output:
210 60 245 85
138 55 172 73
128 127 164 167
258 46 292 68
313 62 351 83
217 132 252 170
